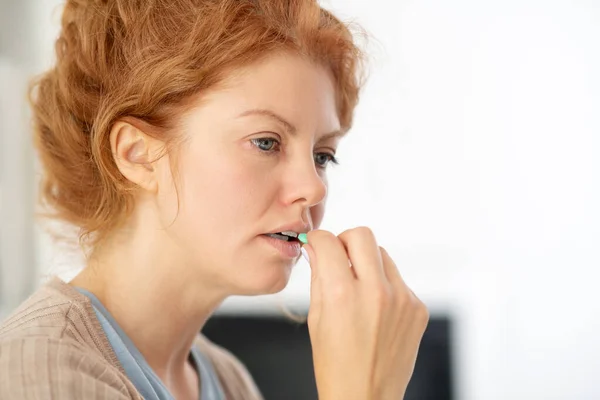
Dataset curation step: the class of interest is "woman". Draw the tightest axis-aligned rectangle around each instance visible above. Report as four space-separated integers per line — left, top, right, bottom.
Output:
0 0 429 399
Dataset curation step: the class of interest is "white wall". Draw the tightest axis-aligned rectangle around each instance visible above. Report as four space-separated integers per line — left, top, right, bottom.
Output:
0 61 35 317
0 1 44 318
22 0 600 399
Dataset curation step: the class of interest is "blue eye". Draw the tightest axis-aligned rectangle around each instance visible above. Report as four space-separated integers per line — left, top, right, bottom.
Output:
251 137 338 169
314 152 339 168
251 138 280 152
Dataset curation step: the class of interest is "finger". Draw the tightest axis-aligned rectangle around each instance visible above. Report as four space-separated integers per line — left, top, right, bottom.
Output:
306 230 355 287
304 245 322 305
304 244 322 326
337 227 385 284
379 247 430 336
379 246 404 289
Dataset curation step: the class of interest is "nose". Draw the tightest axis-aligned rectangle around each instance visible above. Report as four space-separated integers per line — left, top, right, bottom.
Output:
281 155 328 209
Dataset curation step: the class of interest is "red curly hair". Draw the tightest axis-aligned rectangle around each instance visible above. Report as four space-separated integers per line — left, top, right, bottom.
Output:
30 0 366 250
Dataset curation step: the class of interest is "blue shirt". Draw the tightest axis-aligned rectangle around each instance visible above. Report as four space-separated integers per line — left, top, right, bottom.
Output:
74 287 225 400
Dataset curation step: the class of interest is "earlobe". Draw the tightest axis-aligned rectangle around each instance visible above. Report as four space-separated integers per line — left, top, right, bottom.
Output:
110 120 158 193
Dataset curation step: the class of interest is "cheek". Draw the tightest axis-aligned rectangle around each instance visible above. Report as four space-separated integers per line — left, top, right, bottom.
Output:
176 149 270 231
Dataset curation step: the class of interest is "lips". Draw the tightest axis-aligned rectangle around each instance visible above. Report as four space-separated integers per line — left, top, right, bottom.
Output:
260 234 302 258
265 222 311 236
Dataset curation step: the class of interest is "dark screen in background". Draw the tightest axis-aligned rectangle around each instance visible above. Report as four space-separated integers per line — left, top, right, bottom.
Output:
202 315 453 400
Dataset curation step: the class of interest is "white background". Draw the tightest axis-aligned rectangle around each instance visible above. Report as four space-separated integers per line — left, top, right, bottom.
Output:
1 1 599 399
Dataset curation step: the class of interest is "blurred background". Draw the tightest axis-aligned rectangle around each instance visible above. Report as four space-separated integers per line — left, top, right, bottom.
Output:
1 0 599 399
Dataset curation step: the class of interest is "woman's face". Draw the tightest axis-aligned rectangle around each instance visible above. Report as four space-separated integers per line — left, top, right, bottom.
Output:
154 52 343 295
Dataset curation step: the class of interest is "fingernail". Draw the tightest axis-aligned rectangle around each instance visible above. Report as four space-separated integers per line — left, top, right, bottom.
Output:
301 247 310 263
298 233 308 244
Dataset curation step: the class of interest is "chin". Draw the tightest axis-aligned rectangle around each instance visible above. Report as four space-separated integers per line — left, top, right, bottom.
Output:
234 260 295 296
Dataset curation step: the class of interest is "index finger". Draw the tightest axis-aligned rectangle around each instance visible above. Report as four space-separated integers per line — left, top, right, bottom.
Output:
306 229 354 287
337 227 385 284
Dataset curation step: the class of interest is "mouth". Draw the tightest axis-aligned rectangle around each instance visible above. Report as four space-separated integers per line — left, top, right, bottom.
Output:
260 230 303 259
262 231 301 242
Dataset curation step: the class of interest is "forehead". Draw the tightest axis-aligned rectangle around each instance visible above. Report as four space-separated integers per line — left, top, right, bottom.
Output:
195 52 341 132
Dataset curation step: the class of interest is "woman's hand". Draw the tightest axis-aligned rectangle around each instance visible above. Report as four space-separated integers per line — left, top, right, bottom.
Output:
304 227 429 400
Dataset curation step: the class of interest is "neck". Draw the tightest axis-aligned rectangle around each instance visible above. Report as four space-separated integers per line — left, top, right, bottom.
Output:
69 227 227 387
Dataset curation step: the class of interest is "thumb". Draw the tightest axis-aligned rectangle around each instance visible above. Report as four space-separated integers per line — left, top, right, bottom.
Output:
302 243 316 275
303 244 322 323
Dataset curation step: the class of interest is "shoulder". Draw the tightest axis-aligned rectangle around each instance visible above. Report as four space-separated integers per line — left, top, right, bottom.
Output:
0 276 74 341
1 276 92 340
195 334 264 400
0 336 139 399
1 276 113 356
0 277 140 399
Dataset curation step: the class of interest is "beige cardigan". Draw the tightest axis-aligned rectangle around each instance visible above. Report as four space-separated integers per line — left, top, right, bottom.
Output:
0 277 264 399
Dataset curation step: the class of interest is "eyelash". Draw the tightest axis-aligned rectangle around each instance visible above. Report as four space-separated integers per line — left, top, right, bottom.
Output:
250 137 339 169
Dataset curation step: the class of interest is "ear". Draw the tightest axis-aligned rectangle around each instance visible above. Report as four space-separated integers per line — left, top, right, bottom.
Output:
109 119 160 193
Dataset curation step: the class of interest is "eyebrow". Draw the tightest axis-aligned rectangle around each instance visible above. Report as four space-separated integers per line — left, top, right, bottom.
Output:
237 108 345 142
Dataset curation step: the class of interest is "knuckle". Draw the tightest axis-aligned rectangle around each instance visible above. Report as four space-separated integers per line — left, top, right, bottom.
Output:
339 226 375 243
393 287 429 326
307 229 336 243
395 288 413 306
418 301 430 320
417 303 430 324
412 296 425 312
371 283 393 308
401 296 420 314
355 226 375 240
415 307 430 331
378 246 391 260
408 296 429 325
